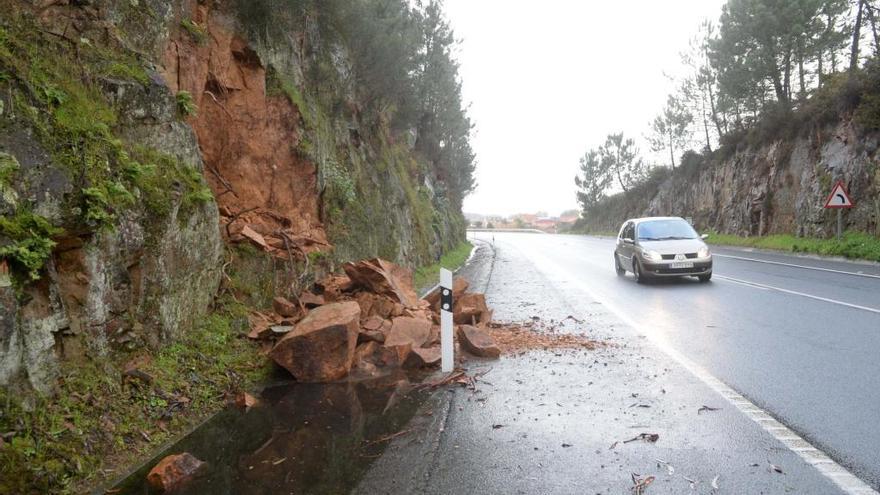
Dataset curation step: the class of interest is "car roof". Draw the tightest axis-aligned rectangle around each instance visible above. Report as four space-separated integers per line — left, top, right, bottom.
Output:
623 216 686 225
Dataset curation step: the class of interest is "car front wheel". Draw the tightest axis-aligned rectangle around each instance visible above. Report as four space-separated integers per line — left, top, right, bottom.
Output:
633 259 645 284
614 253 625 276
698 272 712 283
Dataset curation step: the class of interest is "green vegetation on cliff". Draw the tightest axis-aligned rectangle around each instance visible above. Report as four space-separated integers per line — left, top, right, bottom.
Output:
705 231 880 262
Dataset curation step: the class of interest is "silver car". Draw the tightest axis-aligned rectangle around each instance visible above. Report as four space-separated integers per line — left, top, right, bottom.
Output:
613 217 713 283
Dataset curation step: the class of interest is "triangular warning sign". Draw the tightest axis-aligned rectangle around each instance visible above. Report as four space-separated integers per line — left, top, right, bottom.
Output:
824 181 854 208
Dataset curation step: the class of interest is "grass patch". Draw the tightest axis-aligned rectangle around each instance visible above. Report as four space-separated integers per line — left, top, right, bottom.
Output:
0 296 270 494
413 240 473 292
705 231 880 262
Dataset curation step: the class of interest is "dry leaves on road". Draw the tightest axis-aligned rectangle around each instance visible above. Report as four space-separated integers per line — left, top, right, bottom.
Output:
623 433 660 444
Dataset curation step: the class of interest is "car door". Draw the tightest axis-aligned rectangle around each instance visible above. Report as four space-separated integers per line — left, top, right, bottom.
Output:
618 222 635 270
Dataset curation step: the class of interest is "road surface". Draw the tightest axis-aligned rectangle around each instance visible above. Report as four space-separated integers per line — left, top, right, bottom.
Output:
475 232 880 489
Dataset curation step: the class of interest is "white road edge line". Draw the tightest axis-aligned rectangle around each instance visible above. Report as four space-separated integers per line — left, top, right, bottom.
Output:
520 247 878 495
713 253 880 279
715 274 880 315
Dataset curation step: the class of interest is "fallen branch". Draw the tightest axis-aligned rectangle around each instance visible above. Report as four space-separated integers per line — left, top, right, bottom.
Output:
362 428 414 447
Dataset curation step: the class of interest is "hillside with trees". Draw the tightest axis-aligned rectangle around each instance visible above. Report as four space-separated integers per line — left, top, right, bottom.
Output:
575 0 880 245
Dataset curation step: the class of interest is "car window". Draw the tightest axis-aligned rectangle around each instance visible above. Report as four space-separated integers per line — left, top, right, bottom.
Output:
637 219 698 240
623 222 634 240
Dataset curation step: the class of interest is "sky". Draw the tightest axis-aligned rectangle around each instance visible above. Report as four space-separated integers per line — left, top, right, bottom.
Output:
444 0 727 217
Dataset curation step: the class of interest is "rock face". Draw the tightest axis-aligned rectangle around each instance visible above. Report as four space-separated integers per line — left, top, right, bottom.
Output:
147 453 205 492
269 301 361 382
578 119 880 238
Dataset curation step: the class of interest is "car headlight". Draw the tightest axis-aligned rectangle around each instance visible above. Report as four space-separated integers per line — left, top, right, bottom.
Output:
698 246 710 258
643 250 662 261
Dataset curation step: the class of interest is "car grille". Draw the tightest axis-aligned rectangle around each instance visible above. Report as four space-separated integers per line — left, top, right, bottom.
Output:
660 253 699 260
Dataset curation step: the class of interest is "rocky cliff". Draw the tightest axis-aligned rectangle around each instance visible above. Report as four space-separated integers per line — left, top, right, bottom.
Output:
578 118 880 238
0 0 465 399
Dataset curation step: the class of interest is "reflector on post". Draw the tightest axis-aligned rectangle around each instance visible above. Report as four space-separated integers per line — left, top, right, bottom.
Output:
440 268 454 372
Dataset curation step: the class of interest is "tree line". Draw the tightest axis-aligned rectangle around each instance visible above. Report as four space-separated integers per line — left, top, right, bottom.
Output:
235 0 475 209
576 0 880 214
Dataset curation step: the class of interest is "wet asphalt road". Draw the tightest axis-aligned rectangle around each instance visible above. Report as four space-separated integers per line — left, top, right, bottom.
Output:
472 232 880 489
356 233 878 494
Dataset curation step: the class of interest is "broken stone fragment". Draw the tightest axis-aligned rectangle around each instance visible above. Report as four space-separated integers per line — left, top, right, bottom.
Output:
361 315 385 331
269 301 360 382
353 341 401 371
343 258 419 308
457 325 501 358
403 347 441 368
425 276 469 310
358 329 386 344
299 291 325 308
240 225 269 250
272 296 300 317
146 453 205 492
384 317 432 349
234 392 259 409
453 293 491 325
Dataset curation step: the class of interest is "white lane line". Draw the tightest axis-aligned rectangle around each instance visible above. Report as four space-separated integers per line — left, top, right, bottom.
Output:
519 247 878 495
714 253 880 279
715 274 880 315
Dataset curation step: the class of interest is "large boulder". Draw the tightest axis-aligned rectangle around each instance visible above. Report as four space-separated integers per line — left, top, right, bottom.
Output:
343 258 419 308
457 325 501 358
147 453 205 492
269 301 361 382
384 317 432 348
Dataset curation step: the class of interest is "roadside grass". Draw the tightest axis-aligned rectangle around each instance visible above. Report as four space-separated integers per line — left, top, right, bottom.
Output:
414 241 473 292
705 231 880 262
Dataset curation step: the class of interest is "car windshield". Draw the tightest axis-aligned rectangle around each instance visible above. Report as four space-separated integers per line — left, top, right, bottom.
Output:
637 219 698 241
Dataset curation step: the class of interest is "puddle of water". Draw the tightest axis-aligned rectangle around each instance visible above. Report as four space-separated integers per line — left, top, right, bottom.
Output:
111 371 427 495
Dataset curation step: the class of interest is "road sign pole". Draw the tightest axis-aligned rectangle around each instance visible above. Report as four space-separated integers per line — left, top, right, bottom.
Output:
837 209 842 241
439 268 454 373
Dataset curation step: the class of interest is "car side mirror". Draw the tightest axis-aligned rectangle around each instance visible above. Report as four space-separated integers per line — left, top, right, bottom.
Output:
623 238 634 244
700 234 709 240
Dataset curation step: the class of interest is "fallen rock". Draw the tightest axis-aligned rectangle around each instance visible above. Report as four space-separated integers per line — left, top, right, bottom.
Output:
453 293 491 325
234 392 259 409
425 277 470 310
343 258 419 308
358 329 386 344
457 325 501 358
314 275 352 301
361 316 385 331
147 453 205 492
272 296 300 318
353 341 401 370
403 347 441 368
355 292 397 319
385 317 432 349
269 301 361 382
299 291 325 308
240 225 269 251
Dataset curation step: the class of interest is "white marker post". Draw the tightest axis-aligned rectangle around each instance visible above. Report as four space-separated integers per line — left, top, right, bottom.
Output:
439 268 454 372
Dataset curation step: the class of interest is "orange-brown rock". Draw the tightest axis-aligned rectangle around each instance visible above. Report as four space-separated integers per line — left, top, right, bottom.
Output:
315 275 353 301
299 291 325 308
353 341 401 370
403 347 441 368
272 296 300 318
355 292 398 319
240 225 269 251
269 301 360 382
234 392 259 409
453 293 491 325
343 259 419 308
146 453 205 492
425 277 470 310
457 325 501 358
361 316 385 331
384 317 432 349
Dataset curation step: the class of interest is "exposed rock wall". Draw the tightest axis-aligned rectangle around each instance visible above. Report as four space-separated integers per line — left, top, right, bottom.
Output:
580 119 880 238
0 0 464 396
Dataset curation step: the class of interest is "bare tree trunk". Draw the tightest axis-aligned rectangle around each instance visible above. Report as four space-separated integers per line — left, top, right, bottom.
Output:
851 0 865 73
866 3 880 55
669 133 676 171
797 38 806 100
817 49 824 88
701 93 712 152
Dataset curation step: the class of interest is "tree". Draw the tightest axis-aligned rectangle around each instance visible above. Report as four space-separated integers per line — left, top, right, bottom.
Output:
649 94 693 169
599 133 645 193
574 149 611 213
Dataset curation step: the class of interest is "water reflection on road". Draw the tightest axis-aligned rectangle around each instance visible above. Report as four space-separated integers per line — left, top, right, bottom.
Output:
114 372 426 495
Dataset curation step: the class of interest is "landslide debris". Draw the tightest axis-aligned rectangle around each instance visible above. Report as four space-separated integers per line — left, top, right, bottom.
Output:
249 258 501 381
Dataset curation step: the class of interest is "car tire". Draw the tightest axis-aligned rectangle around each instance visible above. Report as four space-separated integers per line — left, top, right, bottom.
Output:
633 259 645 284
698 272 712 283
614 253 625 276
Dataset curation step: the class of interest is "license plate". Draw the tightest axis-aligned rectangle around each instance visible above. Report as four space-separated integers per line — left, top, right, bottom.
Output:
670 261 694 269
